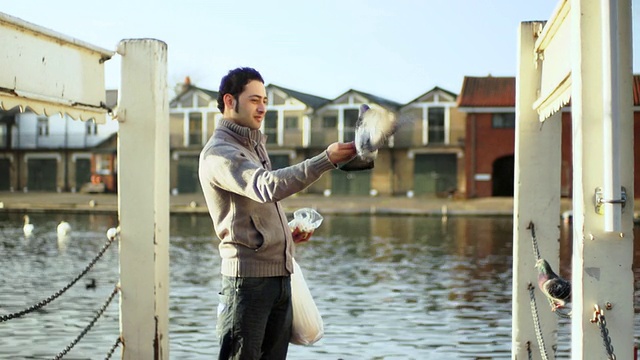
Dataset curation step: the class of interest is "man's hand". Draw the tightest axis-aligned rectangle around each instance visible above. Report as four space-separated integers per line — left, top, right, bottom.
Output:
327 142 357 165
292 227 313 244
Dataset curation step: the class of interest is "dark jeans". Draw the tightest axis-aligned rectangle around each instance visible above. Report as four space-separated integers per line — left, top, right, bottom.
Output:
217 275 292 360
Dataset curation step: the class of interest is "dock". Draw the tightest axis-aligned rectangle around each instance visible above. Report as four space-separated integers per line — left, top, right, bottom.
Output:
0 191 576 216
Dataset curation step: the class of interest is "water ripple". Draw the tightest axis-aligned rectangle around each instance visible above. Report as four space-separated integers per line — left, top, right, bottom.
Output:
1 213 639 359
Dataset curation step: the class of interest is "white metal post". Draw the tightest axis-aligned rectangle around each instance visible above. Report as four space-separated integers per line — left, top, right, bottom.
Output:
117 39 170 360
183 111 189 147
512 21 563 360
600 0 622 232
570 0 634 358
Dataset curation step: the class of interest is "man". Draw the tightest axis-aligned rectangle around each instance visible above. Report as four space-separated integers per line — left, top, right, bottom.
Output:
199 67 356 359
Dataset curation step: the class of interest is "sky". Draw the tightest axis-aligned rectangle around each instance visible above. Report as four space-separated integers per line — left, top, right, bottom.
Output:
2 0 639 104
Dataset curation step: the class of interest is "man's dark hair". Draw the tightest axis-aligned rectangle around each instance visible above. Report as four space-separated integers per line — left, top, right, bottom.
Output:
217 67 264 112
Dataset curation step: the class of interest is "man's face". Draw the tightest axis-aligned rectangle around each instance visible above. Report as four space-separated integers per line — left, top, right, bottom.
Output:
228 80 267 130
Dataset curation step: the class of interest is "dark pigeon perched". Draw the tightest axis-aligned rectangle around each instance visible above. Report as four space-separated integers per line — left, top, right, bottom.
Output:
535 258 571 311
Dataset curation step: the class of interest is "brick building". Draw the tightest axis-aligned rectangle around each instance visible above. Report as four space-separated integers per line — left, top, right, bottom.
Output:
457 75 640 198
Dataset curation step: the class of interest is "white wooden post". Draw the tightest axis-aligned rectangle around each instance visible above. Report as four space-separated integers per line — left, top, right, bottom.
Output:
302 114 311 147
570 0 634 358
512 21 563 359
183 111 190 147
117 39 170 360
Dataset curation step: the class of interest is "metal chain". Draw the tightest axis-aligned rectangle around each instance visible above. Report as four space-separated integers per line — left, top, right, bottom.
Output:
591 305 616 360
53 283 120 360
527 221 541 261
527 341 532 360
104 337 122 360
528 283 550 360
528 221 572 319
0 236 117 322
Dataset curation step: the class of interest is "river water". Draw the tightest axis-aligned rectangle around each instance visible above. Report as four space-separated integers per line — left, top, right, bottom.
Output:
0 212 638 359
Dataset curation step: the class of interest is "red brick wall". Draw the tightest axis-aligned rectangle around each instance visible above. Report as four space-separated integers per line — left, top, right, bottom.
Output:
561 111 639 199
466 110 639 199
561 113 573 197
465 113 516 197
635 111 640 198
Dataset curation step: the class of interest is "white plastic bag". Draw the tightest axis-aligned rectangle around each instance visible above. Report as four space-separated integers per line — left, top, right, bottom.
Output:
290 258 324 345
288 208 323 232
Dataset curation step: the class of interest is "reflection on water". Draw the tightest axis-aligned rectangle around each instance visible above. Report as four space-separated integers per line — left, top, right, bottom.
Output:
0 212 638 359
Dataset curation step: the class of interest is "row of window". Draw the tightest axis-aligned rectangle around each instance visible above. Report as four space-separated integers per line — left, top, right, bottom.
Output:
35 116 99 136
182 108 515 147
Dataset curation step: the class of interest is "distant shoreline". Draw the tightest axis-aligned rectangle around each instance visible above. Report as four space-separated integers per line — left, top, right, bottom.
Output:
0 191 581 217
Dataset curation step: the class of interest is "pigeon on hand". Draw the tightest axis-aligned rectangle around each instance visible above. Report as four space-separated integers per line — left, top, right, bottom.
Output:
354 104 400 160
535 258 571 311
340 104 411 171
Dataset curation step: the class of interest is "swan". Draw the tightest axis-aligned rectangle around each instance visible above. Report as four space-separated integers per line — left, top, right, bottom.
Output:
23 215 34 237
106 227 118 240
57 221 72 237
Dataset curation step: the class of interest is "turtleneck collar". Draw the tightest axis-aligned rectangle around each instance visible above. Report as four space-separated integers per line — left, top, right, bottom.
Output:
218 119 263 144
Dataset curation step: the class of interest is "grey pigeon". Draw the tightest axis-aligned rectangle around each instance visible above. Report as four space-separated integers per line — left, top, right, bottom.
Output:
340 104 411 171
354 104 399 160
535 258 571 311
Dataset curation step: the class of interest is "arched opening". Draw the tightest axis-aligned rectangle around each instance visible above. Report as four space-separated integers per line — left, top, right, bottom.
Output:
492 155 514 196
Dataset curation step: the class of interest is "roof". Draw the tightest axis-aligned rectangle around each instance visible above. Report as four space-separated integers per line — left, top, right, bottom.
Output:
331 89 403 111
405 86 458 105
268 84 330 109
354 89 403 110
457 76 515 108
169 77 218 107
458 75 640 108
193 86 219 99
94 132 117 150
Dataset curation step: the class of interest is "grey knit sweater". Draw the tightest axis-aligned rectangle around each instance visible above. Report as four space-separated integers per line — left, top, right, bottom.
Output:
199 119 336 277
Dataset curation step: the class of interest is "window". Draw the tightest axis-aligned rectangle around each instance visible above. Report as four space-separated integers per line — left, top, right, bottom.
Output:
322 116 337 128
284 116 298 129
492 113 515 128
0 124 6 148
37 116 49 136
428 107 445 144
264 111 278 144
86 119 98 135
188 112 202 145
95 154 112 175
343 109 359 142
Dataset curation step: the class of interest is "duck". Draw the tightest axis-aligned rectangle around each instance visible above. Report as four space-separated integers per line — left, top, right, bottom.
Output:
85 278 97 290
57 220 72 237
23 215 34 237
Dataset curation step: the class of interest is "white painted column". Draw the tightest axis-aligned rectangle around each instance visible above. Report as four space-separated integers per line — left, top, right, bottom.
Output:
117 39 170 360
512 21 562 360
337 108 345 143
182 112 189 147
277 108 284 145
422 106 428 145
570 0 634 358
202 111 208 145
302 114 310 147
444 105 451 145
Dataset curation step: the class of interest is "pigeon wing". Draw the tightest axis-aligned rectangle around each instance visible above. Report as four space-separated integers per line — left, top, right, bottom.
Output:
543 277 572 304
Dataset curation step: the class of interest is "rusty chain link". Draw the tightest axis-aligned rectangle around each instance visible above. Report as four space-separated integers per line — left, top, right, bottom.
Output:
527 221 541 261
53 283 120 360
104 336 123 360
528 283 550 360
590 304 616 360
0 235 117 322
